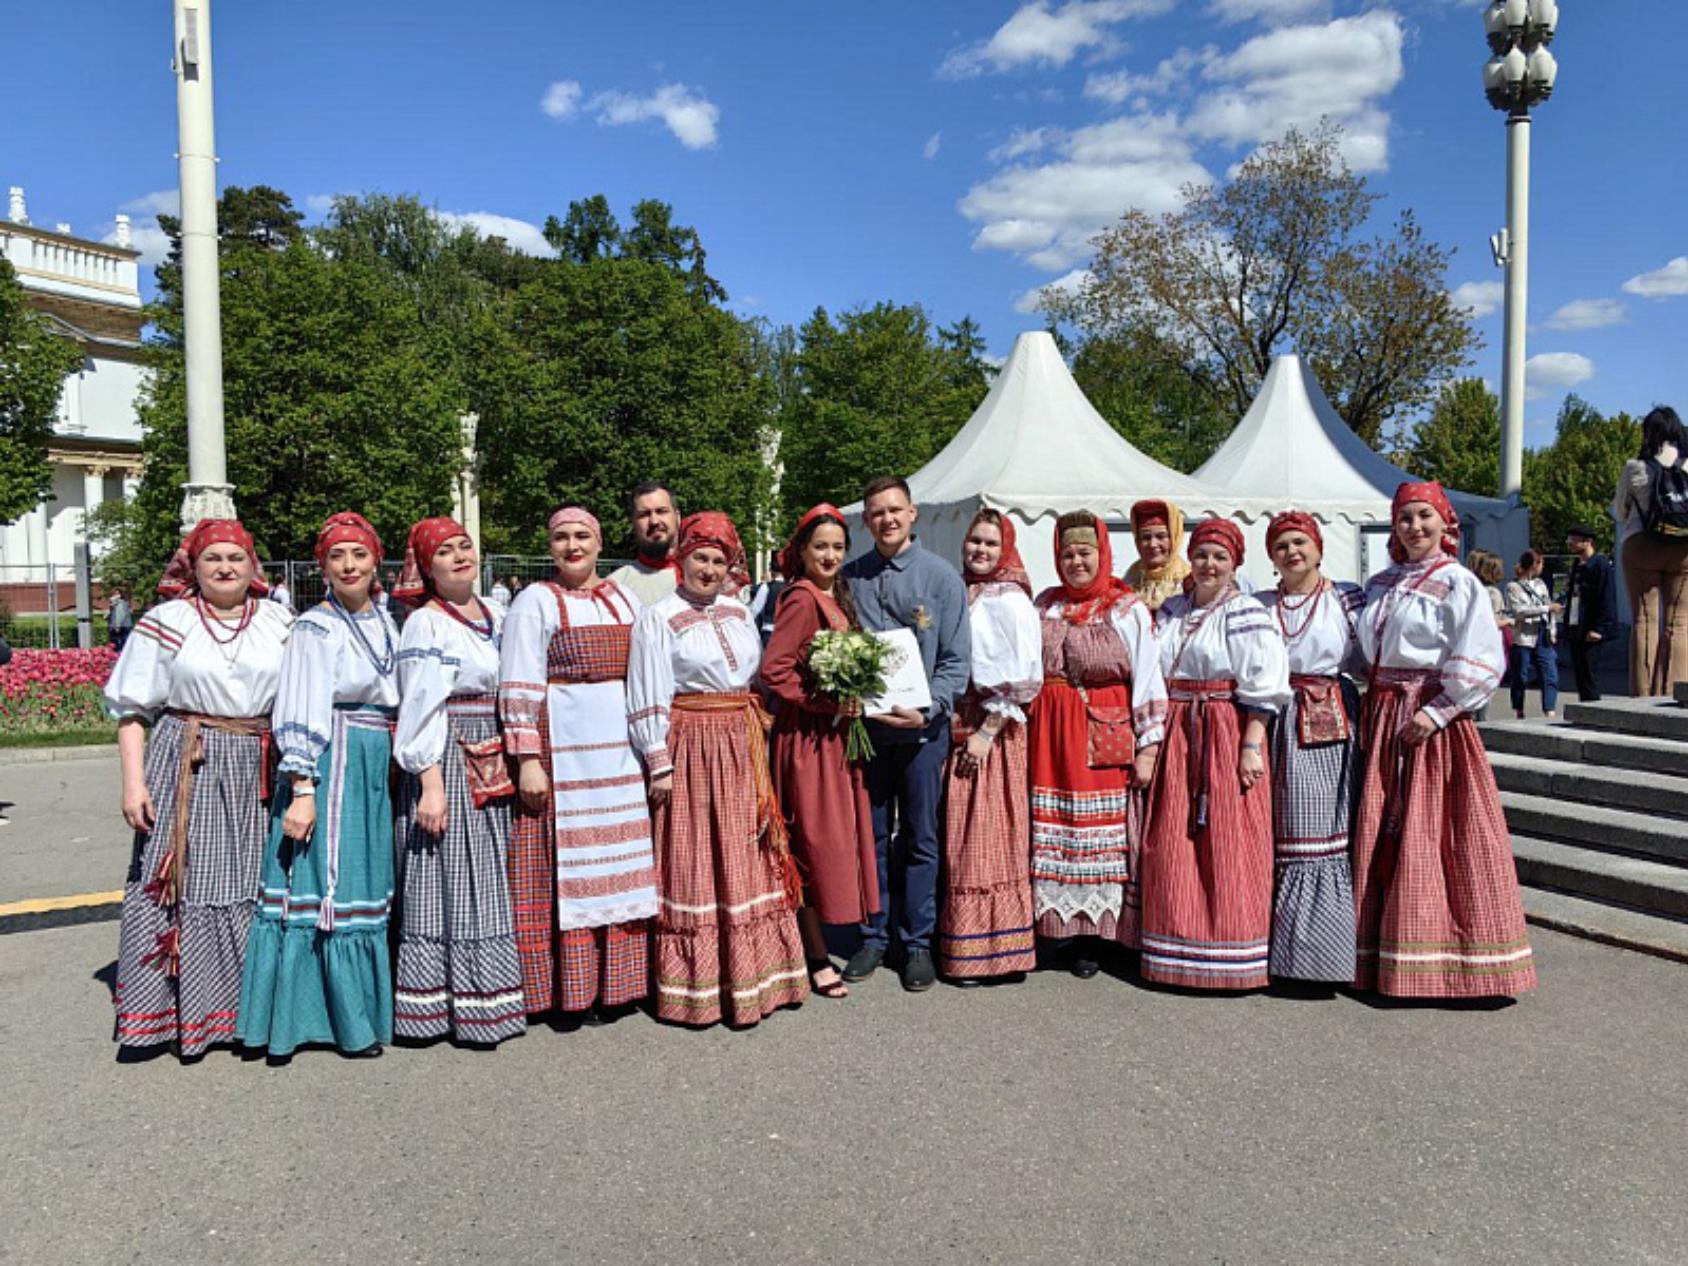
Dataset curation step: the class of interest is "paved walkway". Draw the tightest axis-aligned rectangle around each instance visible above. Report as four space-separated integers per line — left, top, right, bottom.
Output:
0 921 1682 1264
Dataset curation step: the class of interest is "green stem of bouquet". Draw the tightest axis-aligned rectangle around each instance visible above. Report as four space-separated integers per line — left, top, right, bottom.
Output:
845 717 876 763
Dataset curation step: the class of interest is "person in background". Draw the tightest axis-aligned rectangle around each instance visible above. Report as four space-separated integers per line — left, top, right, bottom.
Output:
1123 500 1190 613
746 552 786 646
840 476 971 993
106 585 134 653
1562 525 1619 703
103 520 293 1060
490 575 513 608
1614 405 1688 696
1505 549 1561 720
1466 550 1510 723
606 481 681 606
0 628 10 667
270 577 294 613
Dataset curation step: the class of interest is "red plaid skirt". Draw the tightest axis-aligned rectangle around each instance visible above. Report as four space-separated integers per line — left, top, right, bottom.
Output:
1139 685 1273 990
1351 671 1535 998
939 710 1035 978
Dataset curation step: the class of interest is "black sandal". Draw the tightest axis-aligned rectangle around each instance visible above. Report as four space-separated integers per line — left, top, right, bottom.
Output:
808 958 849 999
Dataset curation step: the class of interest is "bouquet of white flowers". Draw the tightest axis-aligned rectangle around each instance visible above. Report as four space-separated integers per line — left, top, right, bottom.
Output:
806 628 894 762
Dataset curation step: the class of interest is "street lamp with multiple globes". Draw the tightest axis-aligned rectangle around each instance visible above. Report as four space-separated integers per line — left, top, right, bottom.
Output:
1483 0 1559 501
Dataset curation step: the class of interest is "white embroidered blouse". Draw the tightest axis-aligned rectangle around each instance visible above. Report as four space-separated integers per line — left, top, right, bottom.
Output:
272 602 402 778
1255 581 1365 679
1155 590 1293 713
626 591 762 778
967 582 1044 724
1358 557 1504 727
103 598 294 723
393 601 506 775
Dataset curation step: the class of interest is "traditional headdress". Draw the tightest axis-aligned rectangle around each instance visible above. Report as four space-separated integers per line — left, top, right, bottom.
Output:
961 508 1032 599
779 503 848 582
1266 509 1323 557
392 515 470 606
1388 481 1459 564
1188 517 1246 566
675 511 742 566
1123 499 1191 610
312 511 385 595
156 518 269 600
1050 510 1131 623
548 505 603 545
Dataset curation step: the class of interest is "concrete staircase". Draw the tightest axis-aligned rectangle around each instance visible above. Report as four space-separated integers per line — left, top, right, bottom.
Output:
1481 685 1688 963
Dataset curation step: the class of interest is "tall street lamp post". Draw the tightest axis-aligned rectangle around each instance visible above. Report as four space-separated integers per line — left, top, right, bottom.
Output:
1483 0 1560 501
172 0 235 533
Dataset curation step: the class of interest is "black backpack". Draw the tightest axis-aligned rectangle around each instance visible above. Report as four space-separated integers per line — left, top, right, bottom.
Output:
1641 458 1688 540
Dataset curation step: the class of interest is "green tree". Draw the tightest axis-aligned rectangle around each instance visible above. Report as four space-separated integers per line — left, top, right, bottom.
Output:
1045 125 1479 446
1522 394 1639 553
1404 377 1501 496
778 303 991 518
1067 326 1232 472
0 259 83 521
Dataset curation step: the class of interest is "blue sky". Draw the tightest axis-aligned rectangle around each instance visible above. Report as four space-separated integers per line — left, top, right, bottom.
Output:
5 0 1681 446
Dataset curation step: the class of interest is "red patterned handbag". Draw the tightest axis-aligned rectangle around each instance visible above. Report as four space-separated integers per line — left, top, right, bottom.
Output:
1077 683 1136 770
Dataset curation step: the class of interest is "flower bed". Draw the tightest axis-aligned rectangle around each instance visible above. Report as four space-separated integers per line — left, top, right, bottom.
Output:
0 647 119 740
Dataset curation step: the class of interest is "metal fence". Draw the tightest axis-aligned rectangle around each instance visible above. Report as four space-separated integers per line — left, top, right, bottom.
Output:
259 555 633 617
0 561 110 650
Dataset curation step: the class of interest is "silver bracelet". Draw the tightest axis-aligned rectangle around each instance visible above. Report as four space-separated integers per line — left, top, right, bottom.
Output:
1240 741 1263 752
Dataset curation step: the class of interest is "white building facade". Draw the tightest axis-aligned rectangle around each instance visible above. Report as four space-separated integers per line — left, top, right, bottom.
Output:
1 186 148 581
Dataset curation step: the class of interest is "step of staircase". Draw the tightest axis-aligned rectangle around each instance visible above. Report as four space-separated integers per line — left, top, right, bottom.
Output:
1563 696 1688 741
1511 834 1688 921
1498 791 1688 867
1489 751 1688 819
1676 681 1688 707
1522 887 1688 965
1480 719 1688 777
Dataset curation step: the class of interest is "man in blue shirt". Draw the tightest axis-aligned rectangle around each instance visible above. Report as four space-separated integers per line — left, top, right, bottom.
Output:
841 476 971 992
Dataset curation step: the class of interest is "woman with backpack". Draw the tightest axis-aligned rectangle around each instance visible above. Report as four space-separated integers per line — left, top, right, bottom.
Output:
1614 405 1688 696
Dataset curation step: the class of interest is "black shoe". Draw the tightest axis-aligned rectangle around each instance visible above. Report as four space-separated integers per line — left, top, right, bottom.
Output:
1072 956 1101 980
843 944 885 982
902 950 937 992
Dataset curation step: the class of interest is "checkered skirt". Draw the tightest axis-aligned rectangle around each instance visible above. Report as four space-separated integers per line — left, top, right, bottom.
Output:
393 696 527 1044
1266 680 1359 983
1351 673 1535 998
938 709 1035 978
650 703 808 1028
114 714 266 1055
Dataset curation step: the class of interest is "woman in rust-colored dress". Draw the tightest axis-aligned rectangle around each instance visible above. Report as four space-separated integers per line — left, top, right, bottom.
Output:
761 503 880 1000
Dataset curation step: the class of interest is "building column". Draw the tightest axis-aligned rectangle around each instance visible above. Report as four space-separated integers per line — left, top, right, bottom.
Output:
81 464 109 544
121 468 142 500
30 501 51 578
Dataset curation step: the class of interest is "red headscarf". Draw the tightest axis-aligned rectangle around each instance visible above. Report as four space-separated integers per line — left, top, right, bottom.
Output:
1389 481 1459 564
1188 517 1246 566
1266 509 1323 557
780 503 848 582
961 508 1031 598
156 518 269 600
313 512 384 594
392 516 471 606
1052 510 1131 623
676 511 741 565
1130 500 1171 533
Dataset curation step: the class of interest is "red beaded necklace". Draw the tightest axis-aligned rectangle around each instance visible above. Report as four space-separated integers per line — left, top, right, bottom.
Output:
195 594 254 645
433 595 494 640
1275 578 1326 644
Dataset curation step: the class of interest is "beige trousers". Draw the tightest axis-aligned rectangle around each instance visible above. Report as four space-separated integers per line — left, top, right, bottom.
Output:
1622 532 1688 696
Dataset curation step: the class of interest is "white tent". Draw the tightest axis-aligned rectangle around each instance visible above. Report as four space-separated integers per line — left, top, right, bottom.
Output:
843 330 1229 594
1189 354 1531 587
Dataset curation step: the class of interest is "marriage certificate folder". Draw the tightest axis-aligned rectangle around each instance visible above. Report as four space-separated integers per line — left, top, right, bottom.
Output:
863 627 932 716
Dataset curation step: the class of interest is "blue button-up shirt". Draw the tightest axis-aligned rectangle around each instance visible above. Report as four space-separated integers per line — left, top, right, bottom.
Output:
843 537 971 745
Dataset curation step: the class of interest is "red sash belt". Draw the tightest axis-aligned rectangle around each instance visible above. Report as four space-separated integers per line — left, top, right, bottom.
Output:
1168 678 1235 832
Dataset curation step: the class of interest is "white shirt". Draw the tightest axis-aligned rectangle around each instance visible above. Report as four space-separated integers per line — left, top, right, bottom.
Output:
1038 592 1169 747
1255 581 1365 678
626 591 761 777
967 583 1043 724
394 601 506 774
605 559 678 608
498 580 643 759
104 598 294 723
1358 557 1504 727
273 602 402 777
1155 591 1292 713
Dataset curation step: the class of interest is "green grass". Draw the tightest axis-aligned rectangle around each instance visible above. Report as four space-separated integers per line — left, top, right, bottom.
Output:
0 615 111 649
0 726 118 750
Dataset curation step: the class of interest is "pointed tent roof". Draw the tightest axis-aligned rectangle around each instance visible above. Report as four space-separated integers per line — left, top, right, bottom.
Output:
902 330 1221 519
1191 353 1512 522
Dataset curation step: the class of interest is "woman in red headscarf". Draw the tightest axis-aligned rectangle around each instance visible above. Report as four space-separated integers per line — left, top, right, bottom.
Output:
1029 510 1168 978
1351 483 1534 998
498 505 656 1022
1258 510 1365 984
935 509 1043 982
1124 500 1191 613
1140 517 1291 991
627 511 809 1027
761 504 880 999
103 519 292 1059
390 517 526 1047
237 512 400 1058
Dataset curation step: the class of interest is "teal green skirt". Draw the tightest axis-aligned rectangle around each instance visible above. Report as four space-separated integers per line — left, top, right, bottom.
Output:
237 705 395 1056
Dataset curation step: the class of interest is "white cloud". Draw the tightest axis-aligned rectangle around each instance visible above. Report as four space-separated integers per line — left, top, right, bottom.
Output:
988 127 1061 162
939 0 1175 78
959 114 1211 270
1187 10 1405 173
1525 351 1594 399
1084 46 1218 104
585 84 720 149
436 210 558 258
1014 267 1092 313
1543 298 1625 331
120 190 180 218
540 80 583 120
1622 256 1688 300
1451 280 1504 319
99 190 179 269
923 131 943 161
1207 0 1332 23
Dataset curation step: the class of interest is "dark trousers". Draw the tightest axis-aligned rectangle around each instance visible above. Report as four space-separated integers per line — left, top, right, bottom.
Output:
859 729 950 957
1509 641 1560 714
1568 633 1603 702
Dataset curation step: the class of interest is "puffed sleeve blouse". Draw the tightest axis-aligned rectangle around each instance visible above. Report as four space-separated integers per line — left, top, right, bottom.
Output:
394 600 506 775
103 598 294 723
